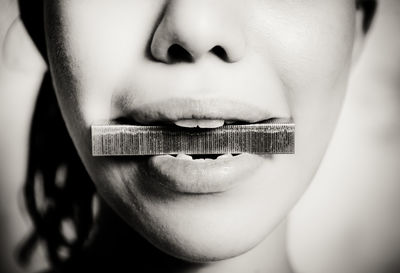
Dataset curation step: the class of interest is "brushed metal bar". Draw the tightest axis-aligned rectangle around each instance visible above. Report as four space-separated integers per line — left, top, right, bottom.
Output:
91 119 295 156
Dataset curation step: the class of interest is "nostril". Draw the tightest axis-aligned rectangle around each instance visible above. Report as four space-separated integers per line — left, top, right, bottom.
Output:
211 46 228 62
167 44 193 63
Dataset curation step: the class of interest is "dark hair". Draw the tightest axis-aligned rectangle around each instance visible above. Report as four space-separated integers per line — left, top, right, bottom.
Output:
357 0 378 32
18 73 96 269
17 1 97 268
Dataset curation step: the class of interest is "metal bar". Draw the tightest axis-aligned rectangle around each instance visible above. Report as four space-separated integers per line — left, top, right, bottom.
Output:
91 119 295 156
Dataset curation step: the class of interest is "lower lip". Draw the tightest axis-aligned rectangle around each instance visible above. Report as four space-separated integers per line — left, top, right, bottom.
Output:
146 153 268 194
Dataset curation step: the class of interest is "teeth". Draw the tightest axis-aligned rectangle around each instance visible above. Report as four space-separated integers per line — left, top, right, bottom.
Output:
174 119 224 128
174 153 236 160
217 154 234 159
176 153 193 160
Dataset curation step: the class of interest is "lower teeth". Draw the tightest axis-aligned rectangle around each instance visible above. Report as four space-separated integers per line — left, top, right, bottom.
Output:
174 153 237 160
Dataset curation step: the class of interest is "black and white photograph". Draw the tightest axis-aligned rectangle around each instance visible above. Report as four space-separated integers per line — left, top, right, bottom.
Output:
0 0 399 272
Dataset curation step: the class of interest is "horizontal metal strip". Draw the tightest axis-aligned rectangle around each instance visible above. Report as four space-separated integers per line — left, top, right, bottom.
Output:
92 119 295 156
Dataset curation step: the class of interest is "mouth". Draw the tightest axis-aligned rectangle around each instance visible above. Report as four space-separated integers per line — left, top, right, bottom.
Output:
103 118 278 194
111 118 284 194
115 97 279 125
105 98 291 194
147 152 267 194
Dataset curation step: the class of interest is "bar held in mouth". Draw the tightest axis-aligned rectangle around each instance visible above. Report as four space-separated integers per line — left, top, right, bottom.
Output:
91 118 295 156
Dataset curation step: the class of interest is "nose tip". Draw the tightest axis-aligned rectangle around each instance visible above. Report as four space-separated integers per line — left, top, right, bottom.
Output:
150 0 246 64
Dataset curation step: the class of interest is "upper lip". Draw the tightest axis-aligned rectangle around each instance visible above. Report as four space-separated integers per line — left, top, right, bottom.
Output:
114 97 284 125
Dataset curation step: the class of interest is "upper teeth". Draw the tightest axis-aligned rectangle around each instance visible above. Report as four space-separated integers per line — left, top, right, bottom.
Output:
174 119 224 128
176 153 193 160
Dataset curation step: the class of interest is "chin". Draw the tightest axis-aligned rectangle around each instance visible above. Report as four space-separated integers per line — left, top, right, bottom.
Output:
83 148 316 264
106 178 294 263
131 209 274 263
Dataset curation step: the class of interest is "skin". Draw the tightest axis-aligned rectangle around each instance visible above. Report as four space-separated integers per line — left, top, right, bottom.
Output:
42 0 369 271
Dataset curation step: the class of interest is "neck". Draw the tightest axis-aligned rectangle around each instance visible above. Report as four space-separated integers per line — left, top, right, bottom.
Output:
81 198 293 273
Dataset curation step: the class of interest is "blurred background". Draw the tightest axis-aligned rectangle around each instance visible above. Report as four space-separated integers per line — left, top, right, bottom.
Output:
0 0 399 273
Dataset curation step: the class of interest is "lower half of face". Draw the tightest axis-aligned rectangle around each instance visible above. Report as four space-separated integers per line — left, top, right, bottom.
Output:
44 0 357 262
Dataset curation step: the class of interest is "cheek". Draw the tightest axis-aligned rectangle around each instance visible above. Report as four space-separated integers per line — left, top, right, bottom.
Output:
45 0 164 123
247 2 356 181
251 2 355 102
276 8 355 104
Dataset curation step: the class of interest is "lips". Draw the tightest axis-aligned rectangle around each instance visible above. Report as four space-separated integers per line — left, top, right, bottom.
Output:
146 153 267 194
110 97 290 194
115 97 278 125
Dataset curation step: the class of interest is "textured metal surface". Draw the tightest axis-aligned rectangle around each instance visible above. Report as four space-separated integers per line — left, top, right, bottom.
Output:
92 119 295 156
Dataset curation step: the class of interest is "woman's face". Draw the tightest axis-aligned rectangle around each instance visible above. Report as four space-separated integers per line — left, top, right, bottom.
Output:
44 0 360 262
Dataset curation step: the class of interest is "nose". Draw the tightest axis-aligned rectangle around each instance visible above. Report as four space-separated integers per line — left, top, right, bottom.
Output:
150 0 247 63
